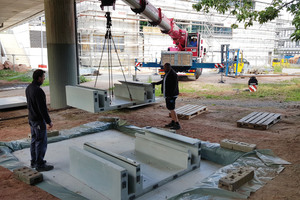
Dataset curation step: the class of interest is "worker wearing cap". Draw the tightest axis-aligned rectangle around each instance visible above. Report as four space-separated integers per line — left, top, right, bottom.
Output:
152 63 181 130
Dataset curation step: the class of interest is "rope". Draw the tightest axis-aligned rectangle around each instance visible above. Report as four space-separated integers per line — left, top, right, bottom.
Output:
94 35 107 88
94 11 133 103
111 36 133 101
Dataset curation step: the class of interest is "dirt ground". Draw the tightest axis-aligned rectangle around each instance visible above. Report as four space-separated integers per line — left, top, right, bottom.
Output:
0 73 300 199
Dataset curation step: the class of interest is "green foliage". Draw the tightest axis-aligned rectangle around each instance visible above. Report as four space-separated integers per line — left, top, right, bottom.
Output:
147 76 152 83
192 0 300 41
79 75 89 83
154 85 162 96
273 65 283 73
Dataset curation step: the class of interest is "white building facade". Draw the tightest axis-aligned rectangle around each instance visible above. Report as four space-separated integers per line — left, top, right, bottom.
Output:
1 0 288 71
77 0 277 69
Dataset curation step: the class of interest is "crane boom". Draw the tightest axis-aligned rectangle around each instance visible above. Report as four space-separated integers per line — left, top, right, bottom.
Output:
99 0 224 80
100 0 187 51
122 0 186 51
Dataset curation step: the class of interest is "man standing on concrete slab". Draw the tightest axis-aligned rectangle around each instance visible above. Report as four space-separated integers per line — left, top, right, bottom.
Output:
25 69 54 172
152 63 181 130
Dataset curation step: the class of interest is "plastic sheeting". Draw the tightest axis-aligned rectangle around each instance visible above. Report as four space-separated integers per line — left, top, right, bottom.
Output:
0 123 291 200
169 143 290 200
0 121 112 152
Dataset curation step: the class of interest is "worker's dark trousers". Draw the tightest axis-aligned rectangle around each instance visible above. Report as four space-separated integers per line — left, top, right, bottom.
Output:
29 120 47 167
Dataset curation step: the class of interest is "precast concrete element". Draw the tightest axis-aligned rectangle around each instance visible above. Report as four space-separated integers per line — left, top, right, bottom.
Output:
66 85 107 113
69 146 129 200
68 128 202 199
66 81 155 113
114 81 155 103
220 139 256 152
218 167 254 191
135 133 192 169
0 96 27 109
44 0 77 109
13 166 43 185
142 127 201 167
84 142 143 196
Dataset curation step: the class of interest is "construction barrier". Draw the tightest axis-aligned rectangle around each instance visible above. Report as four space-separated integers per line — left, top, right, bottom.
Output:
38 64 47 69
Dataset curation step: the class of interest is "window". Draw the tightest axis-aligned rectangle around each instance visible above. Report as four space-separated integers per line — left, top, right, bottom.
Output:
30 30 47 48
191 22 232 36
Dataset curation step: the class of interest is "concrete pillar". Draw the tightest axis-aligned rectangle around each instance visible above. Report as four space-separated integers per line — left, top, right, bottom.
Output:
44 0 78 109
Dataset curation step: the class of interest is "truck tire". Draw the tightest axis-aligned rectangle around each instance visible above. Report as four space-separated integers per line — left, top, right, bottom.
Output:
195 68 202 79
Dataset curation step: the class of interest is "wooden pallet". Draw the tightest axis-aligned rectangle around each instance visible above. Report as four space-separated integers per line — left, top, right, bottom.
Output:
174 104 207 120
237 112 281 130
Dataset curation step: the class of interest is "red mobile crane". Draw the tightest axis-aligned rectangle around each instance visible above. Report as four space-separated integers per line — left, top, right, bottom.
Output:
100 0 224 79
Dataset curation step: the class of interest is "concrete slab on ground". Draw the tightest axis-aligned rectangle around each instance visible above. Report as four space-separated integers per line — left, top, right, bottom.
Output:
0 96 27 109
13 129 222 200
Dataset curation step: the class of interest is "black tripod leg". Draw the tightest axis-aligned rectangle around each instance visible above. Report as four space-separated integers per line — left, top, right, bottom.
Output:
94 34 107 87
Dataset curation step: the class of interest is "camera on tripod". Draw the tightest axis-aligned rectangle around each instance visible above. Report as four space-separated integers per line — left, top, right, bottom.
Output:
99 0 116 10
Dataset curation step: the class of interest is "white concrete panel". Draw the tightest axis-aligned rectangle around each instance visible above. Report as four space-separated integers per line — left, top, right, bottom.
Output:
13 129 222 200
70 146 128 200
0 96 27 109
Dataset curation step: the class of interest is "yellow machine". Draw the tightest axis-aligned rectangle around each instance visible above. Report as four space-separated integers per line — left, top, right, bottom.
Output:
229 50 249 74
272 58 290 68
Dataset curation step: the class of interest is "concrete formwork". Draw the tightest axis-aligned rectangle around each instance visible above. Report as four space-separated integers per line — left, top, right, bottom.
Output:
0 96 27 109
65 81 155 113
69 127 201 200
13 128 221 200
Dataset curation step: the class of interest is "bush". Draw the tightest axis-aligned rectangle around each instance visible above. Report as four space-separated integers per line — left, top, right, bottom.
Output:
79 75 88 83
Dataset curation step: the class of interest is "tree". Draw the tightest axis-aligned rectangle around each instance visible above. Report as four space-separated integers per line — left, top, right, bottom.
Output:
192 0 300 41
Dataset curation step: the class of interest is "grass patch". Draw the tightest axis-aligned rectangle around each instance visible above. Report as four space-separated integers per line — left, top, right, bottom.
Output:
0 70 33 82
155 85 162 96
273 65 283 73
79 75 90 83
178 78 300 102
0 69 50 86
237 79 300 101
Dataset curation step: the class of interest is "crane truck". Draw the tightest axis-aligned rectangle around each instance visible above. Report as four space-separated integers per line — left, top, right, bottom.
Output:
100 0 224 79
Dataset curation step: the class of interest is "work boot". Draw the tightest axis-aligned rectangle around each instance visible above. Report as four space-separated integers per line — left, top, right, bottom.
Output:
165 120 175 128
31 160 47 168
36 164 54 172
171 122 181 130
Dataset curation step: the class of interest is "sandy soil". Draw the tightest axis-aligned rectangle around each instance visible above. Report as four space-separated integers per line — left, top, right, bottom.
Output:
0 73 300 199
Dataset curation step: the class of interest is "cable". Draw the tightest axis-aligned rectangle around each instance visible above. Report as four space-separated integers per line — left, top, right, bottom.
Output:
94 33 107 88
111 35 133 101
94 11 133 103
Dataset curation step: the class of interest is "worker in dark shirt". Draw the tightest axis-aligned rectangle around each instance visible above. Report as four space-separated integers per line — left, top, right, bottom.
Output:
152 63 181 130
26 69 54 172
190 38 197 47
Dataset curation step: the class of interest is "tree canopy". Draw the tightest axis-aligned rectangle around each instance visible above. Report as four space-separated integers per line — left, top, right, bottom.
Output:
192 0 300 41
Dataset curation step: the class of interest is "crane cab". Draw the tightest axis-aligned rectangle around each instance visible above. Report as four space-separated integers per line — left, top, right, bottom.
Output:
185 33 205 62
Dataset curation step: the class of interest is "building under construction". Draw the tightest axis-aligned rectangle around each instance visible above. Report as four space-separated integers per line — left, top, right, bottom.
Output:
1 0 289 71
0 1 298 200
